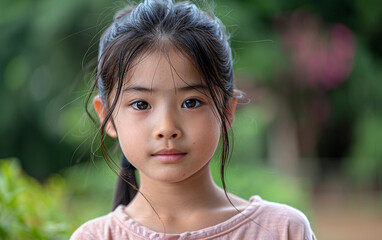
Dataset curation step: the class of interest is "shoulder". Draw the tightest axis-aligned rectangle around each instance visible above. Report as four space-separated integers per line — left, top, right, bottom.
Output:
70 206 131 240
249 196 316 240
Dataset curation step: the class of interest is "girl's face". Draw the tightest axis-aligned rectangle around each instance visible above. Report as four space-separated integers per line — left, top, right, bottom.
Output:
95 48 235 184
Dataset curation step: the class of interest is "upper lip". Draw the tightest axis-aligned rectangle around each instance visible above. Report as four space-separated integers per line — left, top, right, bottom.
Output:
152 149 186 155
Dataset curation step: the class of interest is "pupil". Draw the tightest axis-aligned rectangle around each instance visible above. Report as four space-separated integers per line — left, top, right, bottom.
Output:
186 100 195 107
138 101 147 109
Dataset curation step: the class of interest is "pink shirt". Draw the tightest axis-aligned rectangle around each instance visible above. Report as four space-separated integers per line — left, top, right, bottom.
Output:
71 196 316 239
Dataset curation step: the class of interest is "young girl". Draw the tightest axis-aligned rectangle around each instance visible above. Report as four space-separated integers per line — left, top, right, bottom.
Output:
71 0 316 239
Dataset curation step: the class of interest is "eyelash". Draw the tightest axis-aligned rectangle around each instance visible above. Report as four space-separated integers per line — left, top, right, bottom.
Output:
130 98 202 111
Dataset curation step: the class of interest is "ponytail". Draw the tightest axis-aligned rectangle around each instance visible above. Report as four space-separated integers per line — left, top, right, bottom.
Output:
112 155 138 210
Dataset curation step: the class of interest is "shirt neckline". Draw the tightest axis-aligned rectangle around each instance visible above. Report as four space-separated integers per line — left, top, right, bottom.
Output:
113 195 261 239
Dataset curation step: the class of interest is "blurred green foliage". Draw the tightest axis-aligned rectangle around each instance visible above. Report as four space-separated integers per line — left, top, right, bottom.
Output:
0 158 119 239
0 0 119 178
0 159 71 239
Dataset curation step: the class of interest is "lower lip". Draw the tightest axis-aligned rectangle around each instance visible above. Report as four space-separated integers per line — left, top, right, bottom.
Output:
153 154 186 163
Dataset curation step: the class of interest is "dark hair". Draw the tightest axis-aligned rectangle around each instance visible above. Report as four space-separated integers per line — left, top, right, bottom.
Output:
87 0 235 210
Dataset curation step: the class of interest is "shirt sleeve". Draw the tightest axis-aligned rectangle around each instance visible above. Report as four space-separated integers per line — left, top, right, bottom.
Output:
253 196 317 240
284 206 316 240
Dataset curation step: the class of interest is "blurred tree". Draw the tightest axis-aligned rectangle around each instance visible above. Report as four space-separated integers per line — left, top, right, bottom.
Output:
0 0 120 178
217 0 382 184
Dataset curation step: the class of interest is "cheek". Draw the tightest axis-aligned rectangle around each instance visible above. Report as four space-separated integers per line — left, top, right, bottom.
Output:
191 113 221 155
115 118 147 159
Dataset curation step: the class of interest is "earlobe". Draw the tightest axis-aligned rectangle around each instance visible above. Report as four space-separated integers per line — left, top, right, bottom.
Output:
93 96 118 138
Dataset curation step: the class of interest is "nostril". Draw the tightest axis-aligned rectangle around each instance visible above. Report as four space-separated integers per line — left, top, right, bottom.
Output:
156 132 179 139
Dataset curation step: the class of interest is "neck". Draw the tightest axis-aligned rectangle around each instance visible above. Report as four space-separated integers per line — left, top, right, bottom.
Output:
129 164 226 217
123 163 250 234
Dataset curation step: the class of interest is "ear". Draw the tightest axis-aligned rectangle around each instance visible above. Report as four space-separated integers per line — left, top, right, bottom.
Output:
93 95 118 138
227 94 238 129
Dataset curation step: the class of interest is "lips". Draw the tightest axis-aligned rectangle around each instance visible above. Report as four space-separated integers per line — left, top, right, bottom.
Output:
152 149 186 163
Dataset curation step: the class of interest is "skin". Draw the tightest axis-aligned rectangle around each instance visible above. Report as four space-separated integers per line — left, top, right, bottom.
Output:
94 47 249 234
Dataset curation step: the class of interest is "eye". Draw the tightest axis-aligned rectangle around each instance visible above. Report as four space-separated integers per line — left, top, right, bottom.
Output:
182 99 201 109
131 100 151 110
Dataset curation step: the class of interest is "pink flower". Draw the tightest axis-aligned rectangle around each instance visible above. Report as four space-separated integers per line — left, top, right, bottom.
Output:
278 10 355 90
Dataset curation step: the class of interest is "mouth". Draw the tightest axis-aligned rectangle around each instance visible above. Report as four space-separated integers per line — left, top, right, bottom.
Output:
152 149 187 163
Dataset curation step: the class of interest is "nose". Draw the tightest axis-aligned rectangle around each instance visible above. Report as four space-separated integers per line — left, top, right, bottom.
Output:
153 110 182 140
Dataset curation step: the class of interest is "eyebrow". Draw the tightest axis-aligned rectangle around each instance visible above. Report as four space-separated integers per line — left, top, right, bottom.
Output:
123 84 208 92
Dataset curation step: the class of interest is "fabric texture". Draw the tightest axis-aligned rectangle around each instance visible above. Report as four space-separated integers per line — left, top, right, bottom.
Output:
70 196 316 240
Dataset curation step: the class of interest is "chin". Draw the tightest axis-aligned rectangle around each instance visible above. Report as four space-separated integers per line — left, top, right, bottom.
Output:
147 169 196 184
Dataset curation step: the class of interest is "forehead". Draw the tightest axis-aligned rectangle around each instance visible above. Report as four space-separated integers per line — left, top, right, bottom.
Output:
125 47 204 89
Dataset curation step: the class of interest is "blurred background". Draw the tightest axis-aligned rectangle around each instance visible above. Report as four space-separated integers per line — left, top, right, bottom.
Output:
1 0 381 239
